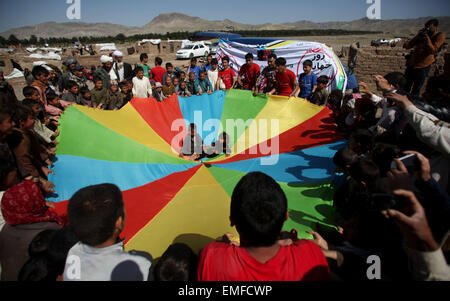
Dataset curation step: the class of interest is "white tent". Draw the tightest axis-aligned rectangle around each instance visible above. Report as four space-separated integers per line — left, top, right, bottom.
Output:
29 51 61 61
4 68 24 79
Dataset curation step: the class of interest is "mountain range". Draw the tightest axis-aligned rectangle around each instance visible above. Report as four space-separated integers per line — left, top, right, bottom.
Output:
1 13 449 39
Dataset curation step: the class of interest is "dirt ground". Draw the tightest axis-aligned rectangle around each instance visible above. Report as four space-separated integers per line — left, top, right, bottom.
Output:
6 33 406 99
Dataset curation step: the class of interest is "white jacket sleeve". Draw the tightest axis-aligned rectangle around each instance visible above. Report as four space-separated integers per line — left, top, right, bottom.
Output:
405 246 450 281
370 94 386 108
404 105 450 157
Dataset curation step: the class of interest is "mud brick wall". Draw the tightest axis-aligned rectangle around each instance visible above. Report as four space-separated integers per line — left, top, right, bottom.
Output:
348 44 448 91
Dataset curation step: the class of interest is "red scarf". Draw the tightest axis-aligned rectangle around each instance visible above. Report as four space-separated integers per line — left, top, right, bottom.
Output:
1 180 65 226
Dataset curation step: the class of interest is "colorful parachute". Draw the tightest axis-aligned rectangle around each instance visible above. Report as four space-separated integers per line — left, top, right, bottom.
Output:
49 90 344 259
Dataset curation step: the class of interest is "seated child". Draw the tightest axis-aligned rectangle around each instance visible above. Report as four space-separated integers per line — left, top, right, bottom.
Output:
63 184 153 281
119 81 133 108
7 104 53 179
179 71 187 83
79 87 92 107
22 99 58 146
172 77 180 91
204 132 231 158
186 72 199 96
61 81 85 105
154 243 198 281
162 76 176 97
176 81 192 98
195 71 213 95
90 76 107 109
152 82 166 102
179 123 204 161
105 81 123 110
310 75 329 106
197 172 330 281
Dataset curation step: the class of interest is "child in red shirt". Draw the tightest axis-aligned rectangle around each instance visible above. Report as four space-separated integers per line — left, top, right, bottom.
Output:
218 56 236 90
268 57 298 97
238 53 261 92
197 172 330 281
150 57 166 84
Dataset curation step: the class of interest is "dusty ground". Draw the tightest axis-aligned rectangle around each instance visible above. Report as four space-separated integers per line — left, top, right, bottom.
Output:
6 33 407 99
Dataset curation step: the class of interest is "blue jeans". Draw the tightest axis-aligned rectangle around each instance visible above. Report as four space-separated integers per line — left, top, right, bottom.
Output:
405 65 431 96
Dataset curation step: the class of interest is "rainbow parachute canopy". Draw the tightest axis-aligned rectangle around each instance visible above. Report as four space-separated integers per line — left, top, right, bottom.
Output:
49 90 344 258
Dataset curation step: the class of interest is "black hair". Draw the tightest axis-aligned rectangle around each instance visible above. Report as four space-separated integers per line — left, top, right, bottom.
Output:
370 143 401 177
0 106 12 123
46 92 58 102
425 19 439 27
135 66 144 73
155 57 163 66
166 62 173 69
349 129 373 155
230 172 287 247
119 81 128 89
140 53 148 62
28 229 58 258
11 104 33 126
0 158 16 190
23 86 38 98
303 60 313 67
22 98 40 109
93 76 102 83
46 226 80 278
268 53 277 60
211 58 218 65
79 86 90 95
275 57 286 66
65 80 79 90
31 66 49 79
245 53 254 60
222 56 230 63
384 72 406 90
349 159 381 192
317 75 329 85
18 256 51 281
68 183 125 246
190 57 197 63
154 243 198 281
333 147 357 170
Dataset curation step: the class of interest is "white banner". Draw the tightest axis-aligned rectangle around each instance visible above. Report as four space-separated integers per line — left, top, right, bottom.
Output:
217 39 347 92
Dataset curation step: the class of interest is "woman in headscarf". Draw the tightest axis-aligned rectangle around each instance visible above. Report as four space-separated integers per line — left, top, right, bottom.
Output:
0 179 66 280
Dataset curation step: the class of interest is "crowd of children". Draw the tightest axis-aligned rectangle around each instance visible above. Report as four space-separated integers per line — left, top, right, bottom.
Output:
0 30 449 281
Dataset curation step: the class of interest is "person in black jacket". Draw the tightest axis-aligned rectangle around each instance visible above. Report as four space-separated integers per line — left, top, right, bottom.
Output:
111 51 134 83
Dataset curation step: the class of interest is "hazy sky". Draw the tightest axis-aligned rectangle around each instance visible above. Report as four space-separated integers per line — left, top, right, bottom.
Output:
0 0 449 32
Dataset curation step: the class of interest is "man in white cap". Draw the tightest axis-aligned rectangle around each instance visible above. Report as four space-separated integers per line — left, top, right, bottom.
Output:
94 55 113 89
110 50 133 82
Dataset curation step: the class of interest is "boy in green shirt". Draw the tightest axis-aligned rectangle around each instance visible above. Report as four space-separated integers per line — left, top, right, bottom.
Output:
90 76 107 109
138 53 151 79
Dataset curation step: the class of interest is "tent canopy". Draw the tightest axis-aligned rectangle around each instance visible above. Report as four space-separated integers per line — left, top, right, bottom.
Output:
193 32 242 41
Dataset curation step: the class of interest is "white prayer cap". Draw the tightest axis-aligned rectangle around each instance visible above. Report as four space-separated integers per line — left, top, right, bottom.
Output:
113 50 123 57
101 55 113 63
